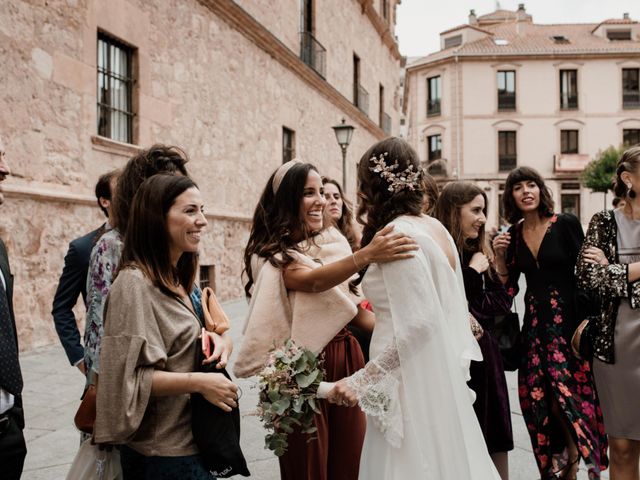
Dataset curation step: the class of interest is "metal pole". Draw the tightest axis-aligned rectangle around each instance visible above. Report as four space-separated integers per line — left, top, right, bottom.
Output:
342 146 347 191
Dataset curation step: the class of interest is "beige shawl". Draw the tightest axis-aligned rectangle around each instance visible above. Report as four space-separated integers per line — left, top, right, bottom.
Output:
233 227 360 377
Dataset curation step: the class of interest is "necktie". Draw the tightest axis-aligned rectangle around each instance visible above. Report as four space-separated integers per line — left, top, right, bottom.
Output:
0 279 23 395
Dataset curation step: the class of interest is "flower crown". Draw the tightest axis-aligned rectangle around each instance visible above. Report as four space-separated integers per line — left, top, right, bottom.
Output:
369 152 422 193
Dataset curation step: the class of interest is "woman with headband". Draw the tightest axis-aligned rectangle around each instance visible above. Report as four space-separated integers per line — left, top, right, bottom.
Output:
234 159 417 480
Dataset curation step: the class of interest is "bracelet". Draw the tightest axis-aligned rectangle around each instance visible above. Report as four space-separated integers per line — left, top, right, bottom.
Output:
352 253 363 271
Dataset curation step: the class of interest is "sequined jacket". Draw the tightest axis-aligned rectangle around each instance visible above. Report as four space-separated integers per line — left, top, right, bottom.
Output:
576 210 640 363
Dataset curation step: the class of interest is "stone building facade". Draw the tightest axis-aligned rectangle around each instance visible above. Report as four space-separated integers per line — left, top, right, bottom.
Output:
404 4 640 227
0 0 402 351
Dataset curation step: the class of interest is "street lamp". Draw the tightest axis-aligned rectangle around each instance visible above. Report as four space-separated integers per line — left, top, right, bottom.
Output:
332 118 355 191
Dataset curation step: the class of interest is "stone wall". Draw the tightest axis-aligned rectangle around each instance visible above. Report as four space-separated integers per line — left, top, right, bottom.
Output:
1 0 400 351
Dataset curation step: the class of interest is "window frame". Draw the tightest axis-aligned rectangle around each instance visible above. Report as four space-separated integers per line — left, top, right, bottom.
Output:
497 70 516 111
623 68 640 110
426 75 441 117
97 32 136 144
560 129 579 154
282 127 296 164
559 69 578 110
623 128 640 146
427 134 442 162
498 131 517 172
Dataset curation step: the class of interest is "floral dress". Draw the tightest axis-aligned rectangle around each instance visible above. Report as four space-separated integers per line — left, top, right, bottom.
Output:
505 214 608 479
84 228 123 378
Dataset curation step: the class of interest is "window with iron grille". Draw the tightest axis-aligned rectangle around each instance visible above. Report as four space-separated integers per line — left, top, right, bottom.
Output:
624 129 640 146
97 33 135 144
561 130 579 154
623 68 640 109
283 127 295 164
427 135 442 162
427 76 441 116
199 265 215 292
497 70 516 111
498 131 517 172
560 70 578 110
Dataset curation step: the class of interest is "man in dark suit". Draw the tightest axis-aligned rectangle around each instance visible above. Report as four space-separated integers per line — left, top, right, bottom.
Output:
51 170 118 374
0 138 27 479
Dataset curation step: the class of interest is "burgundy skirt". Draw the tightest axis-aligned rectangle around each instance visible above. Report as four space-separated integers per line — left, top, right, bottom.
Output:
278 328 366 480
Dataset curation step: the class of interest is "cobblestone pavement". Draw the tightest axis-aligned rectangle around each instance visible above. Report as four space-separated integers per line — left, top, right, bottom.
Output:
21 299 607 479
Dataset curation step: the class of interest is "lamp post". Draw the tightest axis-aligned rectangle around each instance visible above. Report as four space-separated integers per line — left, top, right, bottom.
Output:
332 118 355 191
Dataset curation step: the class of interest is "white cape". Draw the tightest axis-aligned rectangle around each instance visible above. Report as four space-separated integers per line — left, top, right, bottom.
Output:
349 216 500 479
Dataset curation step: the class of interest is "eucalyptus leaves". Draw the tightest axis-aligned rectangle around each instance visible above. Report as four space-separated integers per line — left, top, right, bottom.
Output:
257 339 325 456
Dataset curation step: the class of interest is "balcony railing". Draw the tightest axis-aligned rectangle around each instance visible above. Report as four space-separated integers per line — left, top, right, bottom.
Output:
427 99 441 116
498 93 516 111
424 158 446 176
356 84 369 116
554 153 590 173
560 95 578 110
499 155 517 172
623 92 640 109
300 31 326 78
381 112 392 135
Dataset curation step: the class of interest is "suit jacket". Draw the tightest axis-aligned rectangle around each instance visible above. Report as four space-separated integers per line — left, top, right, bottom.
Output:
0 239 16 348
51 226 103 365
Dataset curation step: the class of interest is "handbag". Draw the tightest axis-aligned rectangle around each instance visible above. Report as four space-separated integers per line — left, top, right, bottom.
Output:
74 383 97 435
66 439 122 480
486 311 521 372
201 287 230 335
191 348 250 478
571 317 594 360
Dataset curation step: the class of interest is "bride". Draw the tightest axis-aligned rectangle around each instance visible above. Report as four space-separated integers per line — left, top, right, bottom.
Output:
327 137 501 479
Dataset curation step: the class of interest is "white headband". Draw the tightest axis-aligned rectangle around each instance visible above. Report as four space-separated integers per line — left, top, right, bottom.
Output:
272 159 302 194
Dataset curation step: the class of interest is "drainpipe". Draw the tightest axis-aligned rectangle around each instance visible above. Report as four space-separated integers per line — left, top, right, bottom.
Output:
454 53 461 179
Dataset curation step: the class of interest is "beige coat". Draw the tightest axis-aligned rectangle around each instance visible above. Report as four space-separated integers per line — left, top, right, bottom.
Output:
233 227 360 378
94 268 201 456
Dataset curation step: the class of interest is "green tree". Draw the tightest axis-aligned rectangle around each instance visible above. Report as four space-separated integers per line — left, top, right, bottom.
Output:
580 145 623 210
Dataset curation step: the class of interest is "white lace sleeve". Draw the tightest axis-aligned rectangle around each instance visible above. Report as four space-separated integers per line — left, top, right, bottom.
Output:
346 343 404 447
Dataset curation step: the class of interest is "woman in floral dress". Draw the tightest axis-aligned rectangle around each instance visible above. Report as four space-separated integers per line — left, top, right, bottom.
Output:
493 167 607 479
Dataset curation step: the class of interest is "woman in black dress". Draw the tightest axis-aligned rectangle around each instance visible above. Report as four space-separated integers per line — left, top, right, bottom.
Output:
493 167 607 479
434 182 513 480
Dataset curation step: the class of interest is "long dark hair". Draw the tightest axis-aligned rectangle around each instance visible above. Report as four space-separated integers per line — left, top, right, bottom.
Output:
356 137 423 278
243 162 320 297
433 181 492 261
120 174 199 298
112 144 189 236
322 177 358 249
503 166 554 224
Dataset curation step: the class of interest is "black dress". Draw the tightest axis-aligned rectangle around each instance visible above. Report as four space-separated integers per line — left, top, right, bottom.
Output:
505 213 607 478
462 254 514 454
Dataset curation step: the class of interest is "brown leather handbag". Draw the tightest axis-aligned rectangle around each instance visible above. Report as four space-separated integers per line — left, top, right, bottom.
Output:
201 287 230 334
74 383 97 434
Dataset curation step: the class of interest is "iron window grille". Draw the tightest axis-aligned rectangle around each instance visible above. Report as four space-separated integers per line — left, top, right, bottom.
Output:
497 71 516 111
498 131 517 172
97 33 135 144
623 129 640 146
623 69 640 109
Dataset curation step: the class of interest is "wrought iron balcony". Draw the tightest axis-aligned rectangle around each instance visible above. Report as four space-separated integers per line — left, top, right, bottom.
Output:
356 84 369 116
623 92 640 109
554 153 590 173
381 112 392 135
499 155 517 172
498 93 516 111
300 31 326 78
560 95 578 110
427 99 441 116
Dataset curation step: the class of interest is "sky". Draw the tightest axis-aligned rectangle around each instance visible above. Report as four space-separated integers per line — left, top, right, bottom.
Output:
396 0 640 58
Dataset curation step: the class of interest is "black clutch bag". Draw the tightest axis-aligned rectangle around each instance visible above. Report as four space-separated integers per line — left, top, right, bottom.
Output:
486 312 522 371
191 351 250 478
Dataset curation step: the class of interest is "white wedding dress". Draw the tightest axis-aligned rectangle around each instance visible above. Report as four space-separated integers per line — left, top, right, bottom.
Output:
348 215 501 479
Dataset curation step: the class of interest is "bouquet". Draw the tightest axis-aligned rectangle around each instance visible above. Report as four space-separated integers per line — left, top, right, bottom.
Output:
257 339 325 456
